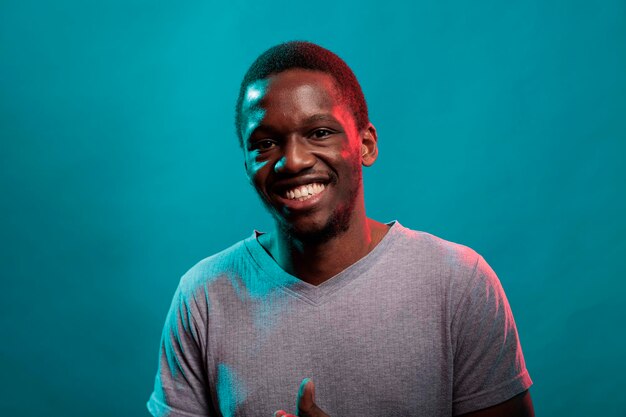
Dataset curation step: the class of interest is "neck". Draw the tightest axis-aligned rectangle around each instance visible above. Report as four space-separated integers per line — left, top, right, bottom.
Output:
261 209 389 286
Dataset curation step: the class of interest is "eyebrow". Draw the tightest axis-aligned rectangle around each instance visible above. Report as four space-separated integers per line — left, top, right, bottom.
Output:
247 113 341 142
255 114 339 130
302 114 340 125
253 114 339 131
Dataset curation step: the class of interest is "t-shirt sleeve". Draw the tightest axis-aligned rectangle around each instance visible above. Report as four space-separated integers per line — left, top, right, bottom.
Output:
451 255 533 415
147 280 214 417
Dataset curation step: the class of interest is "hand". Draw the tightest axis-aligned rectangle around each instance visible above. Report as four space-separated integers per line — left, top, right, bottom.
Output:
274 378 330 417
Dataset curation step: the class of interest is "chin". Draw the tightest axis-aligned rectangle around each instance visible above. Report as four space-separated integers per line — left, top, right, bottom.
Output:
276 209 352 244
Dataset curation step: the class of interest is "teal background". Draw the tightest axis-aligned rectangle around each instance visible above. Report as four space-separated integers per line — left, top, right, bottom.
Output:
1 0 624 415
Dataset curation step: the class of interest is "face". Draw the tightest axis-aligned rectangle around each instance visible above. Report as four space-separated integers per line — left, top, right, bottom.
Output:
240 69 376 243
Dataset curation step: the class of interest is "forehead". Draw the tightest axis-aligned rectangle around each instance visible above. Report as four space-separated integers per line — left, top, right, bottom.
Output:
241 69 348 137
265 69 340 104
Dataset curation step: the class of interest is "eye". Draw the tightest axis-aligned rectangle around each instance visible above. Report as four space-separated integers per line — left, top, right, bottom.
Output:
312 129 333 139
253 139 277 151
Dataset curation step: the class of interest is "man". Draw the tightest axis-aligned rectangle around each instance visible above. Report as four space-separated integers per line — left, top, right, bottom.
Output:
147 41 534 417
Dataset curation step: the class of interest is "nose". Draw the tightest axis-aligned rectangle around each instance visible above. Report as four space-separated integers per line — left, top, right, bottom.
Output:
274 136 316 174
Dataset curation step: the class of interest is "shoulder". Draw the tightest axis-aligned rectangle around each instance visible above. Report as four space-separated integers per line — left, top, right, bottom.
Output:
382 222 503 311
391 221 483 279
176 237 251 297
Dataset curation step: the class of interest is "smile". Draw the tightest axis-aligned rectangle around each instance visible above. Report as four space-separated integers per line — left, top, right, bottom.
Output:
283 182 326 201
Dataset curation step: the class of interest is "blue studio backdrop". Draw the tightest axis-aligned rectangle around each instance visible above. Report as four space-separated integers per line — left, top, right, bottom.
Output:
1 0 625 416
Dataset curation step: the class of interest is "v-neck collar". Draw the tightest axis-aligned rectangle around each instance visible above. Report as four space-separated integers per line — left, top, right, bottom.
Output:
243 220 401 306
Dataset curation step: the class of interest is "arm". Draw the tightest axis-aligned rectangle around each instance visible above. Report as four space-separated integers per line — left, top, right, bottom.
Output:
457 389 534 417
147 281 214 417
452 255 533 415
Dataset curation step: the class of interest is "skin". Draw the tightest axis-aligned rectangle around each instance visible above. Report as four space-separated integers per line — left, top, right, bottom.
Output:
241 68 388 286
239 68 534 416
274 379 534 417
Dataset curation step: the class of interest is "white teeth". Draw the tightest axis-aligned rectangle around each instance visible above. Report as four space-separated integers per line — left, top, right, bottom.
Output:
283 182 327 200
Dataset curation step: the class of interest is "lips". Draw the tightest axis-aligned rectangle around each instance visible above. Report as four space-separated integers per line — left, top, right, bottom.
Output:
272 181 330 212
283 182 326 200
273 175 332 194
267 172 336 214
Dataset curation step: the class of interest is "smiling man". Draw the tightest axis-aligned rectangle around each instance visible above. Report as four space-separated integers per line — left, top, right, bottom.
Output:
147 41 534 417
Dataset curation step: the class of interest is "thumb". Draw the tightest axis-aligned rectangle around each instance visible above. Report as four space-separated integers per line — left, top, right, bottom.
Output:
296 378 328 417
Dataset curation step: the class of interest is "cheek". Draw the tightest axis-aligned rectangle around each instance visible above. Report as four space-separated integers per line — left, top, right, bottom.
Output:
246 157 271 191
338 147 361 170
338 138 360 161
245 153 270 177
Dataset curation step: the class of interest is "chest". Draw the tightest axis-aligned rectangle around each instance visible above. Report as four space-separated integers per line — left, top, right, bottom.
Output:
205 285 454 417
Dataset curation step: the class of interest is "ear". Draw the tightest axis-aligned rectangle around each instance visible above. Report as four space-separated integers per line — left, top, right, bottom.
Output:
360 123 378 167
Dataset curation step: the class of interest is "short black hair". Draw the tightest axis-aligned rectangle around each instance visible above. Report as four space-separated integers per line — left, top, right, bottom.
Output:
235 41 369 148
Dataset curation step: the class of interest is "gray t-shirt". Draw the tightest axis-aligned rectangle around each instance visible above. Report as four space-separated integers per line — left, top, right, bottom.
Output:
147 220 532 416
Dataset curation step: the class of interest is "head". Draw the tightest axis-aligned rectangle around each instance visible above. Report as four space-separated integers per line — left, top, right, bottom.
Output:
235 41 369 148
236 41 378 243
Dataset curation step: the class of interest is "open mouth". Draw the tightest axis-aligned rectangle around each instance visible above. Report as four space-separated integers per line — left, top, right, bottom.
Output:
272 181 330 211
282 182 327 201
